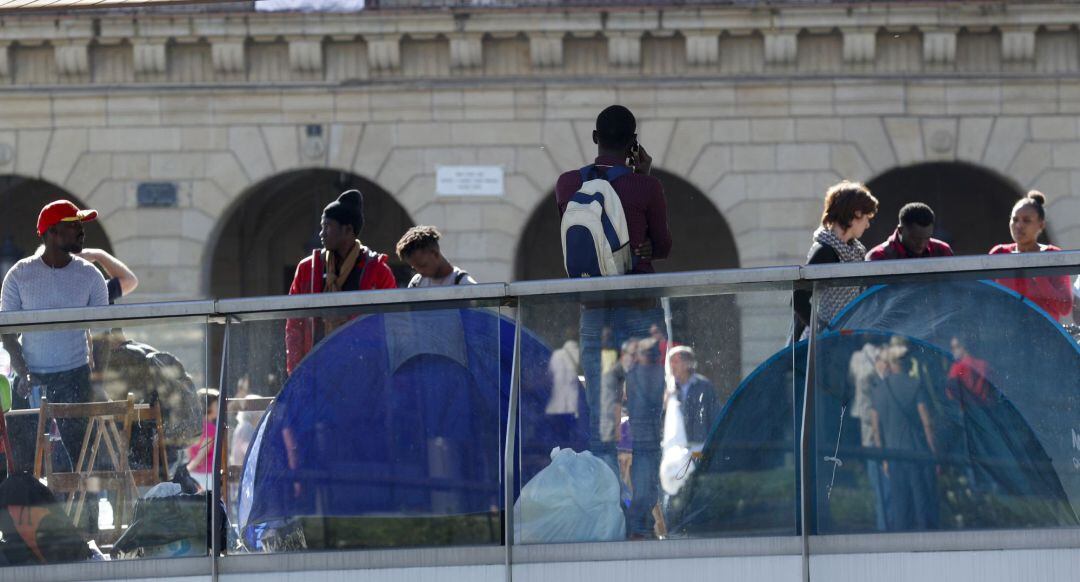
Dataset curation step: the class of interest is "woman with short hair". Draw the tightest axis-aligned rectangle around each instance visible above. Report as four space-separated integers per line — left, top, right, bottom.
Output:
793 180 879 340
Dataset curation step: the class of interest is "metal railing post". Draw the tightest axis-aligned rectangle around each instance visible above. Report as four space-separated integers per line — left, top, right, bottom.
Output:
210 317 231 581
502 304 523 582
799 288 819 582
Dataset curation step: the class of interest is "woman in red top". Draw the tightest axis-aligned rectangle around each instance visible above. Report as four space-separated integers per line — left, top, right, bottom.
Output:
989 191 1073 321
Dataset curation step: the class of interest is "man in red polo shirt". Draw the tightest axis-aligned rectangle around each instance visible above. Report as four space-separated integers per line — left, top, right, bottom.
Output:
866 202 953 261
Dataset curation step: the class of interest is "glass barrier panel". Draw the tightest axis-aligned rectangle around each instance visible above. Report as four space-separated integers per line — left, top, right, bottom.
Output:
811 268 1080 535
514 284 796 543
221 300 505 553
0 316 212 565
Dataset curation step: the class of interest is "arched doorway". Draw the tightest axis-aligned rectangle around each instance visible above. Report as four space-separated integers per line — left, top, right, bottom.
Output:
0 175 113 270
515 169 743 395
209 169 415 299
864 162 1026 255
208 169 415 396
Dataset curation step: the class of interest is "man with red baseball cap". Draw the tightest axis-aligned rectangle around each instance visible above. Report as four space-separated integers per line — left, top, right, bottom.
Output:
1 199 109 471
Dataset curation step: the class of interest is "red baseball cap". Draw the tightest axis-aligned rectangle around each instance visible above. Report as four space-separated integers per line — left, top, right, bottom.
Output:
37 200 97 237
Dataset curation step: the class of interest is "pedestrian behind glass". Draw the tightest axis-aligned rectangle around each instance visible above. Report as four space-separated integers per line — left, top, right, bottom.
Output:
396 225 477 288
793 181 879 341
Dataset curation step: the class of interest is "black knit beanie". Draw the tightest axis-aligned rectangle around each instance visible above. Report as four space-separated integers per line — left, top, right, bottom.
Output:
322 189 364 234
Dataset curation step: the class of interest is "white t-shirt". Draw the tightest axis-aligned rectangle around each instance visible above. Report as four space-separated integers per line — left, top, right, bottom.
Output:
408 267 477 288
1 256 109 374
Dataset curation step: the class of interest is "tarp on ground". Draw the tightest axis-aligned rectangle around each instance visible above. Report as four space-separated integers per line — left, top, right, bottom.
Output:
238 308 587 538
670 281 1080 535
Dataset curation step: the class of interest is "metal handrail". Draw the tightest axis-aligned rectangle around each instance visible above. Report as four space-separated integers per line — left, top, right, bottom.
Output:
0 251 1077 331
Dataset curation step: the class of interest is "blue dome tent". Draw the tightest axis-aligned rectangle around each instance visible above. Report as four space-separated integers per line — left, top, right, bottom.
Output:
237 308 588 549
671 281 1079 536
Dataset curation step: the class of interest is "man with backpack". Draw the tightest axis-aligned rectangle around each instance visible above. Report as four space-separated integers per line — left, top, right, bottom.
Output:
554 105 672 506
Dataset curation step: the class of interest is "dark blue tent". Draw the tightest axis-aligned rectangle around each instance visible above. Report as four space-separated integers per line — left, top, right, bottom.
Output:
237 308 588 546
671 281 1079 536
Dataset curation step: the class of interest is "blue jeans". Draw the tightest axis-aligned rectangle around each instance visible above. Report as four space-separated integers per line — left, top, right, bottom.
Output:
579 304 662 477
866 459 888 532
627 448 661 537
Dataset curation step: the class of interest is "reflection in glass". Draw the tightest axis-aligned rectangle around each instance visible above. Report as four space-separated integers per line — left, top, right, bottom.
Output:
814 280 1080 534
233 307 504 552
0 320 211 565
519 291 796 542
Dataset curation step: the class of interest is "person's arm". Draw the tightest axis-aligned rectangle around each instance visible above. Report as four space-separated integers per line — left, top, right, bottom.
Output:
554 172 578 218
917 402 936 456
2 335 30 389
79 249 138 296
284 262 309 375
869 407 886 476
187 438 210 472
1071 278 1080 323
794 244 840 328
1032 275 1074 320
701 380 720 436
0 271 31 387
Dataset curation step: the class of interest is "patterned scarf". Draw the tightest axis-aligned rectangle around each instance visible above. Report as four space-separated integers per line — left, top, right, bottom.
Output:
323 240 362 293
812 226 867 329
320 239 363 336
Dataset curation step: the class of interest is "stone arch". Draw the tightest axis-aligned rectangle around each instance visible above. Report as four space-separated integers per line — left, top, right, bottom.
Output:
514 168 743 392
205 168 416 300
863 161 1027 255
205 168 416 396
0 175 113 266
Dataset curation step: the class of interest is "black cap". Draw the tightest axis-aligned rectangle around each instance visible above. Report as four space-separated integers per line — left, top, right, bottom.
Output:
323 189 364 234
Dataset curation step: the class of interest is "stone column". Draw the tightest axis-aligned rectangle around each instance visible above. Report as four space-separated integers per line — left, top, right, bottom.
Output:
1001 27 1036 63
288 36 324 73
529 32 563 68
842 29 876 63
54 40 90 76
449 33 483 69
922 29 957 65
763 31 797 65
608 31 642 68
211 38 246 74
133 39 168 75
365 34 401 72
685 32 720 66
0 43 10 78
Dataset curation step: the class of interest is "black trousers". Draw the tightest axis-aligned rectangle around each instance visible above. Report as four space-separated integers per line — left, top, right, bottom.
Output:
9 365 92 473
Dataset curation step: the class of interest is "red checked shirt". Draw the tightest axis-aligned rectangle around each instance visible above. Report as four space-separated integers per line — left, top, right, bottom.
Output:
866 228 954 261
555 155 672 274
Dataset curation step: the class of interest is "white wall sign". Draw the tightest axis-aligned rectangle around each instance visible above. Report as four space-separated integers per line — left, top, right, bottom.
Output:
436 166 504 197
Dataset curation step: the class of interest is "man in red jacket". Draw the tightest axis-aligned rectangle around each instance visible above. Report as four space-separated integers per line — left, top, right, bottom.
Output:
865 202 954 261
284 190 397 374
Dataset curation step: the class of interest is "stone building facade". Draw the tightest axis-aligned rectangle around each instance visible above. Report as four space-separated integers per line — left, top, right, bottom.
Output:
1 1 1079 377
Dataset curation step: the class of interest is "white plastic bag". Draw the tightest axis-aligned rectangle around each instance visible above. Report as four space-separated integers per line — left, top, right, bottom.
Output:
514 447 625 543
660 395 696 496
